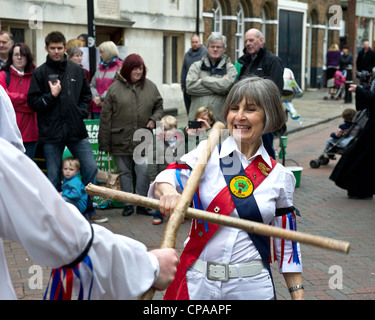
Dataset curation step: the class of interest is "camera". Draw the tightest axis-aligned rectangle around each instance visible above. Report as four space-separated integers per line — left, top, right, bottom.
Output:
48 74 59 84
356 70 370 83
188 120 202 129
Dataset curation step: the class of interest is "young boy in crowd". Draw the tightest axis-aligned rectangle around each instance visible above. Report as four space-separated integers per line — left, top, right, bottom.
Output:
149 115 185 225
60 157 88 215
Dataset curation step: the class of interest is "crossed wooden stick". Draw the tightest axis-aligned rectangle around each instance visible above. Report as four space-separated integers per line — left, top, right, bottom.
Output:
85 122 350 300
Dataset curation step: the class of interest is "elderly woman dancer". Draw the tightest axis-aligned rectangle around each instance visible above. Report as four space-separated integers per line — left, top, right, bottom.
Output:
149 77 304 300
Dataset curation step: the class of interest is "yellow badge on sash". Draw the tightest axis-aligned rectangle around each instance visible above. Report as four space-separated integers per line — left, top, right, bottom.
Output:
229 176 254 198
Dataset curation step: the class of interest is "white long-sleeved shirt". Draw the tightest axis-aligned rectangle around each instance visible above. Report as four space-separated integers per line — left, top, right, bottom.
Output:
0 138 158 300
0 85 25 153
148 136 302 273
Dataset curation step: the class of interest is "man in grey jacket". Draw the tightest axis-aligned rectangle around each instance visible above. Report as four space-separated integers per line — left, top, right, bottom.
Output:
186 34 237 122
181 34 207 115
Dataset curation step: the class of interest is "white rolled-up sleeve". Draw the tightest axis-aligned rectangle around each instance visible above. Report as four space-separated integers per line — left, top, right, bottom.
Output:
0 138 158 300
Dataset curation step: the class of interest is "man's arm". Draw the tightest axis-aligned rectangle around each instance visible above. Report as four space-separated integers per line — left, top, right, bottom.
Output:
267 56 284 94
27 70 58 114
77 69 91 118
186 61 213 96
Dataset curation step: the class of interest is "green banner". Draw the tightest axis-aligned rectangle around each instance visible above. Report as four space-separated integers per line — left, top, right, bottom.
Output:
84 119 123 208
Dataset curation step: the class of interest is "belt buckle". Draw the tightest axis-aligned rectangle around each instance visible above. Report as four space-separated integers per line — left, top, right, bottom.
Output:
206 262 229 282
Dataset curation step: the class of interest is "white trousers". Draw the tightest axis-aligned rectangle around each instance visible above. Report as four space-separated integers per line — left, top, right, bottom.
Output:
186 267 274 300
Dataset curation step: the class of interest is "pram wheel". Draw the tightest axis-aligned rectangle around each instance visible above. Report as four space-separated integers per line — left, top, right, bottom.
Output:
319 156 330 165
310 159 320 168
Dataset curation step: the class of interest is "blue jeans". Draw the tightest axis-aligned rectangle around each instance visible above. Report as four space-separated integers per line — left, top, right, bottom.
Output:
92 112 101 120
43 139 98 216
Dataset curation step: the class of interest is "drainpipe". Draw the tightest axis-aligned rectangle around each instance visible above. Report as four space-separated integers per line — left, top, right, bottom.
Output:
87 0 96 78
196 0 200 34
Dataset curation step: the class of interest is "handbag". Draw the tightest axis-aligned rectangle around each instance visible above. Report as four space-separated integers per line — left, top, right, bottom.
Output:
96 152 121 190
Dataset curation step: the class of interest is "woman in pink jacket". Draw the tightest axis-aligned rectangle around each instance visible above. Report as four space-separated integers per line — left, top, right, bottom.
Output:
90 41 122 119
0 43 37 159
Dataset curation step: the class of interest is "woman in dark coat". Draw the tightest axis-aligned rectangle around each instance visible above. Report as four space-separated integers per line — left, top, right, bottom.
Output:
98 54 163 216
330 84 375 199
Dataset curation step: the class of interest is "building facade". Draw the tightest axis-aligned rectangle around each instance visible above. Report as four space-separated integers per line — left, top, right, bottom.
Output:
201 0 341 89
0 0 344 115
343 0 375 74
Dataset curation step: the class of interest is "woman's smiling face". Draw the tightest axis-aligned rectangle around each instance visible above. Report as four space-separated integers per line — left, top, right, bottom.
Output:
226 97 265 146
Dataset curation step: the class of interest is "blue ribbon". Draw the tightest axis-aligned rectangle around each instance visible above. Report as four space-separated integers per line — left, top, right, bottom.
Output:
44 255 94 300
175 169 209 232
287 213 300 265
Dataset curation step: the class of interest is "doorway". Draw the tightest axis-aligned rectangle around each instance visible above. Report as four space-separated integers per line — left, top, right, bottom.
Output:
278 9 303 86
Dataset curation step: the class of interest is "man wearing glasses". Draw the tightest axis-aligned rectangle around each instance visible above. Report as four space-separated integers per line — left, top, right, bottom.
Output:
186 33 237 122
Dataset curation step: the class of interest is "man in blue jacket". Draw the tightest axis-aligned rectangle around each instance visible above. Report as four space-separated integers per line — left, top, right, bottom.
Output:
181 34 207 114
28 31 108 223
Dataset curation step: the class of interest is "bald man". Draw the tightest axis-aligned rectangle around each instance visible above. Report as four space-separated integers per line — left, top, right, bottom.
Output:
235 28 284 159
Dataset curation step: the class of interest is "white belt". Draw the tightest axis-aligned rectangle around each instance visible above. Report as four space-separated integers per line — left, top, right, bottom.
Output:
190 259 264 282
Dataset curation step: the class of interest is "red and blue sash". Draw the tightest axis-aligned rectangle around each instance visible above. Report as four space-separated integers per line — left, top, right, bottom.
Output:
220 151 276 298
164 154 277 300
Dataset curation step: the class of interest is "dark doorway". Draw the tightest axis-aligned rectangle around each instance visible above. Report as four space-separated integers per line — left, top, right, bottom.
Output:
278 10 303 85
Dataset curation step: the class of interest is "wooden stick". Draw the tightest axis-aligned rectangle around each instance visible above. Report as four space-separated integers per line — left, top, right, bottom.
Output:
158 121 225 250
86 183 350 255
144 121 225 299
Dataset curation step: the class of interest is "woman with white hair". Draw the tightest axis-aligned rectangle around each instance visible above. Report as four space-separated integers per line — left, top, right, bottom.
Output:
149 76 304 300
90 41 122 119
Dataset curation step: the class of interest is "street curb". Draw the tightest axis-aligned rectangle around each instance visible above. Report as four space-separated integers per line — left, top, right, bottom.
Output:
286 115 342 135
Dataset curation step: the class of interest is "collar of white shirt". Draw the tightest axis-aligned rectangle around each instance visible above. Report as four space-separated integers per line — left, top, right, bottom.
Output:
219 136 273 168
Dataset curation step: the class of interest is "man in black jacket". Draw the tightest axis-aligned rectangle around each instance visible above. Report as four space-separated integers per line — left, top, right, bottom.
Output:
28 31 108 223
236 28 284 159
356 40 375 74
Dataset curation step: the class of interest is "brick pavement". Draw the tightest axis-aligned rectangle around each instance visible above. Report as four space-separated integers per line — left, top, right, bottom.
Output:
4 89 374 300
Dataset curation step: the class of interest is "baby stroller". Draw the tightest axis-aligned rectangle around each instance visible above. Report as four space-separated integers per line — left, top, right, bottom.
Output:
310 109 369 168
324 70 346 100
282 68 303 124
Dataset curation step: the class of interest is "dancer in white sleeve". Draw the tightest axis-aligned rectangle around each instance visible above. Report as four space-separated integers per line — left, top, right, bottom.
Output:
0 85 179 300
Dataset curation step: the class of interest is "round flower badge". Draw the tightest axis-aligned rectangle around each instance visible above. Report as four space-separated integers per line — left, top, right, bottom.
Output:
229 176 254 198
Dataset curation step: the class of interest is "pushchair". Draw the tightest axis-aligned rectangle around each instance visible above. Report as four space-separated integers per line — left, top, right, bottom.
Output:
324 70 346 101
309 109 369 168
